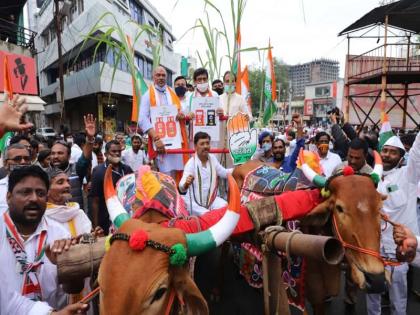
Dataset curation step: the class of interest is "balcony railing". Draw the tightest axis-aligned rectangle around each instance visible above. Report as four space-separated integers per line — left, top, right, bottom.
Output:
0 17 37 53
347 43 420 81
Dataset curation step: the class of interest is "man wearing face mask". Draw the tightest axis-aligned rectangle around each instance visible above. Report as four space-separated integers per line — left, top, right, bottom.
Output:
366 133 420 315
89 140 133 234
315 131 342 177
252 131 275 162
0 143 32 213
271 114 305 171
219 71 252 119
138 66 188 177
212 79 224 96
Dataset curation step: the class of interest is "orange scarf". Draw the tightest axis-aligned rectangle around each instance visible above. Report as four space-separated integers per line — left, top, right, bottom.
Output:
148 85 189 164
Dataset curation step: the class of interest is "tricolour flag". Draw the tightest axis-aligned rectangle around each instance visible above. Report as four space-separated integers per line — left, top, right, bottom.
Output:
262 41 277 125
126 35 148 122
241 66 252 115
233 25 242 93
378 112 394 151
1 56 14 156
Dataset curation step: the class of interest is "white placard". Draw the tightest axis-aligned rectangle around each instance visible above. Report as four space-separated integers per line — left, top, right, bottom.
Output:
191 96 220 142
150 105 182 149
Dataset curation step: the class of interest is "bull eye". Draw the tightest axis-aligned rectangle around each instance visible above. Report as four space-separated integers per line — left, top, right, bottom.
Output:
336 205 344 213
150 287 167 304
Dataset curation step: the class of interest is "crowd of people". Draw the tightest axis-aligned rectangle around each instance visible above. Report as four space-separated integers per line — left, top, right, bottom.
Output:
0 64 419 315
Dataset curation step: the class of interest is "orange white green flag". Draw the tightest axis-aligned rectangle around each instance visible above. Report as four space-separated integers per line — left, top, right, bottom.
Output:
262 41 277 125
240 66 252 115
378 112 394 151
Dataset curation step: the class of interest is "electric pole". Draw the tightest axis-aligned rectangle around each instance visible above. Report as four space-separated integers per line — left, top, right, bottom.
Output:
54 0 65 121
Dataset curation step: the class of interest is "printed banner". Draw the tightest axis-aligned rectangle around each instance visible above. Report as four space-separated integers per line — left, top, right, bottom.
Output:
0 51 38 95
191 96 220 142
227 112 257 165
150 105 182 149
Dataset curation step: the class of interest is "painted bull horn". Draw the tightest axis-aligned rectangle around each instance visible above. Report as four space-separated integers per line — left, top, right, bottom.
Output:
298 149 327 188
371 151 383 179
104 166 130 228
185 175 241 257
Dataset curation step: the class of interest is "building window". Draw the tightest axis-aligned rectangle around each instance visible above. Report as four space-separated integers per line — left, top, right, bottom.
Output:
315 86 330 98
129 0 144 24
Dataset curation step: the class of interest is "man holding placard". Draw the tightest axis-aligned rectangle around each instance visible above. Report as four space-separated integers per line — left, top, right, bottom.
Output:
138 66 189 177
187 68 221 149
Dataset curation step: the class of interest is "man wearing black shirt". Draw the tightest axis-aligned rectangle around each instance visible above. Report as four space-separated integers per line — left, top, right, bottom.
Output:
90 140 132 234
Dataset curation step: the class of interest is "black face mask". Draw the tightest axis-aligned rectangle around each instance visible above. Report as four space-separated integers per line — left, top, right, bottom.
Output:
214 87 224 95
175 86 187 97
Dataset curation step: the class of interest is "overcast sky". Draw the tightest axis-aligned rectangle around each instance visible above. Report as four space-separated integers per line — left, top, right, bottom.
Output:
152 0 385 77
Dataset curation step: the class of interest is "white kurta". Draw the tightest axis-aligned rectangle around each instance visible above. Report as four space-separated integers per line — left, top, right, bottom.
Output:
219 92 252 118
0 285 52 315
69 144 83 165
122 148 149 174
179 154 232 216
0 176 8 215
138 86 184 174
319 150 342 178
0 215 71 309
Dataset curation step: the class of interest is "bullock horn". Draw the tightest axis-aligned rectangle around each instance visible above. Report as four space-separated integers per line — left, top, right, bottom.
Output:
185 175 241 257
298 149 326 188
104 166 130 228
371 151 383 179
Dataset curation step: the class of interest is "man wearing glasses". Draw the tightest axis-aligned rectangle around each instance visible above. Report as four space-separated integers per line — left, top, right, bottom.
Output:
0 143 31 213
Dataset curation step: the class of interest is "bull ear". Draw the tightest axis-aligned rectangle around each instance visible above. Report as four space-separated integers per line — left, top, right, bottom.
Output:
171 268 209 315
300 197 333 227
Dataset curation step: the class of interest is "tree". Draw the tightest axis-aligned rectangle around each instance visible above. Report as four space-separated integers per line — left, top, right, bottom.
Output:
248 57 289 118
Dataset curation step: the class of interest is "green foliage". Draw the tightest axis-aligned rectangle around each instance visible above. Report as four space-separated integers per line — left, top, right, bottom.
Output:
77 12 162 106
248 58 290 118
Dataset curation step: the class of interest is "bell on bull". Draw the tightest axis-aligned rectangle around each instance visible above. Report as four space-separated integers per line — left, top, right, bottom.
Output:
298 149 388 297
98 165 241 315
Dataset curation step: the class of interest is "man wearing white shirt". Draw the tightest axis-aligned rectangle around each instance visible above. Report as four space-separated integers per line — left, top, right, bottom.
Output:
121 134 149 173
179 132 232 216
0 166 71 309
315 131 342 177
367 134 420 315
69 133 84 165
219 71 252 119
0 143 31 214
138 66 187 177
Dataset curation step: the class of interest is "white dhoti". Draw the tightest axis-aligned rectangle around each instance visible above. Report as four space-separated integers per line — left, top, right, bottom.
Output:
183 194 227 216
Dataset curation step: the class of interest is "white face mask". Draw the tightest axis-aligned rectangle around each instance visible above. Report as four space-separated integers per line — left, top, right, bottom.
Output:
196 82 209 93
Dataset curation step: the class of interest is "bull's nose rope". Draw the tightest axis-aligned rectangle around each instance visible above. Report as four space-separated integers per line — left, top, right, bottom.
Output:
332 214 400 267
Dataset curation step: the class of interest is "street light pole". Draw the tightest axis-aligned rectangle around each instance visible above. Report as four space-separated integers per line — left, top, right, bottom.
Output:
54 0 65 121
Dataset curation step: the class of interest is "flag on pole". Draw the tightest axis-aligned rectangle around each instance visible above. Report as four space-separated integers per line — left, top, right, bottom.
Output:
262 41 277 125
126 36 148 122
241 66 252 114
1 55 14 155
233 26 242 93
378 112 394 151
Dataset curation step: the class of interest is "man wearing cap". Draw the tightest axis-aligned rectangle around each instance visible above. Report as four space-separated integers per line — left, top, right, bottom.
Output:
367 133 420 315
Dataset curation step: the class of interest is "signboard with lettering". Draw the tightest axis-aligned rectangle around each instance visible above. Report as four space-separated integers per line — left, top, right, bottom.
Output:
0 51 38 95
150 105 182 149
304 99 314 116
191 96 220 142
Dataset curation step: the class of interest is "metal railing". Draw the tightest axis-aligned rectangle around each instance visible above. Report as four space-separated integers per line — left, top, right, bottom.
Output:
347 43 420 81
0 17 37 53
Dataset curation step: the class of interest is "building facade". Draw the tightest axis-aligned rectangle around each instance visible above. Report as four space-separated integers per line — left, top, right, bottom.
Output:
304 79 344 126
0 0 45 127
288 59 339 99
33 0 181 139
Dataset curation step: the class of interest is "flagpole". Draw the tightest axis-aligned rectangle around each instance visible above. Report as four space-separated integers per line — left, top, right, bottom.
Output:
258 57 265 126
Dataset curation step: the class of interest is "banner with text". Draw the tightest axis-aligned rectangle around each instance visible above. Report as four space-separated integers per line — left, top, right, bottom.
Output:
191 96 220 142
150 105 182 149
